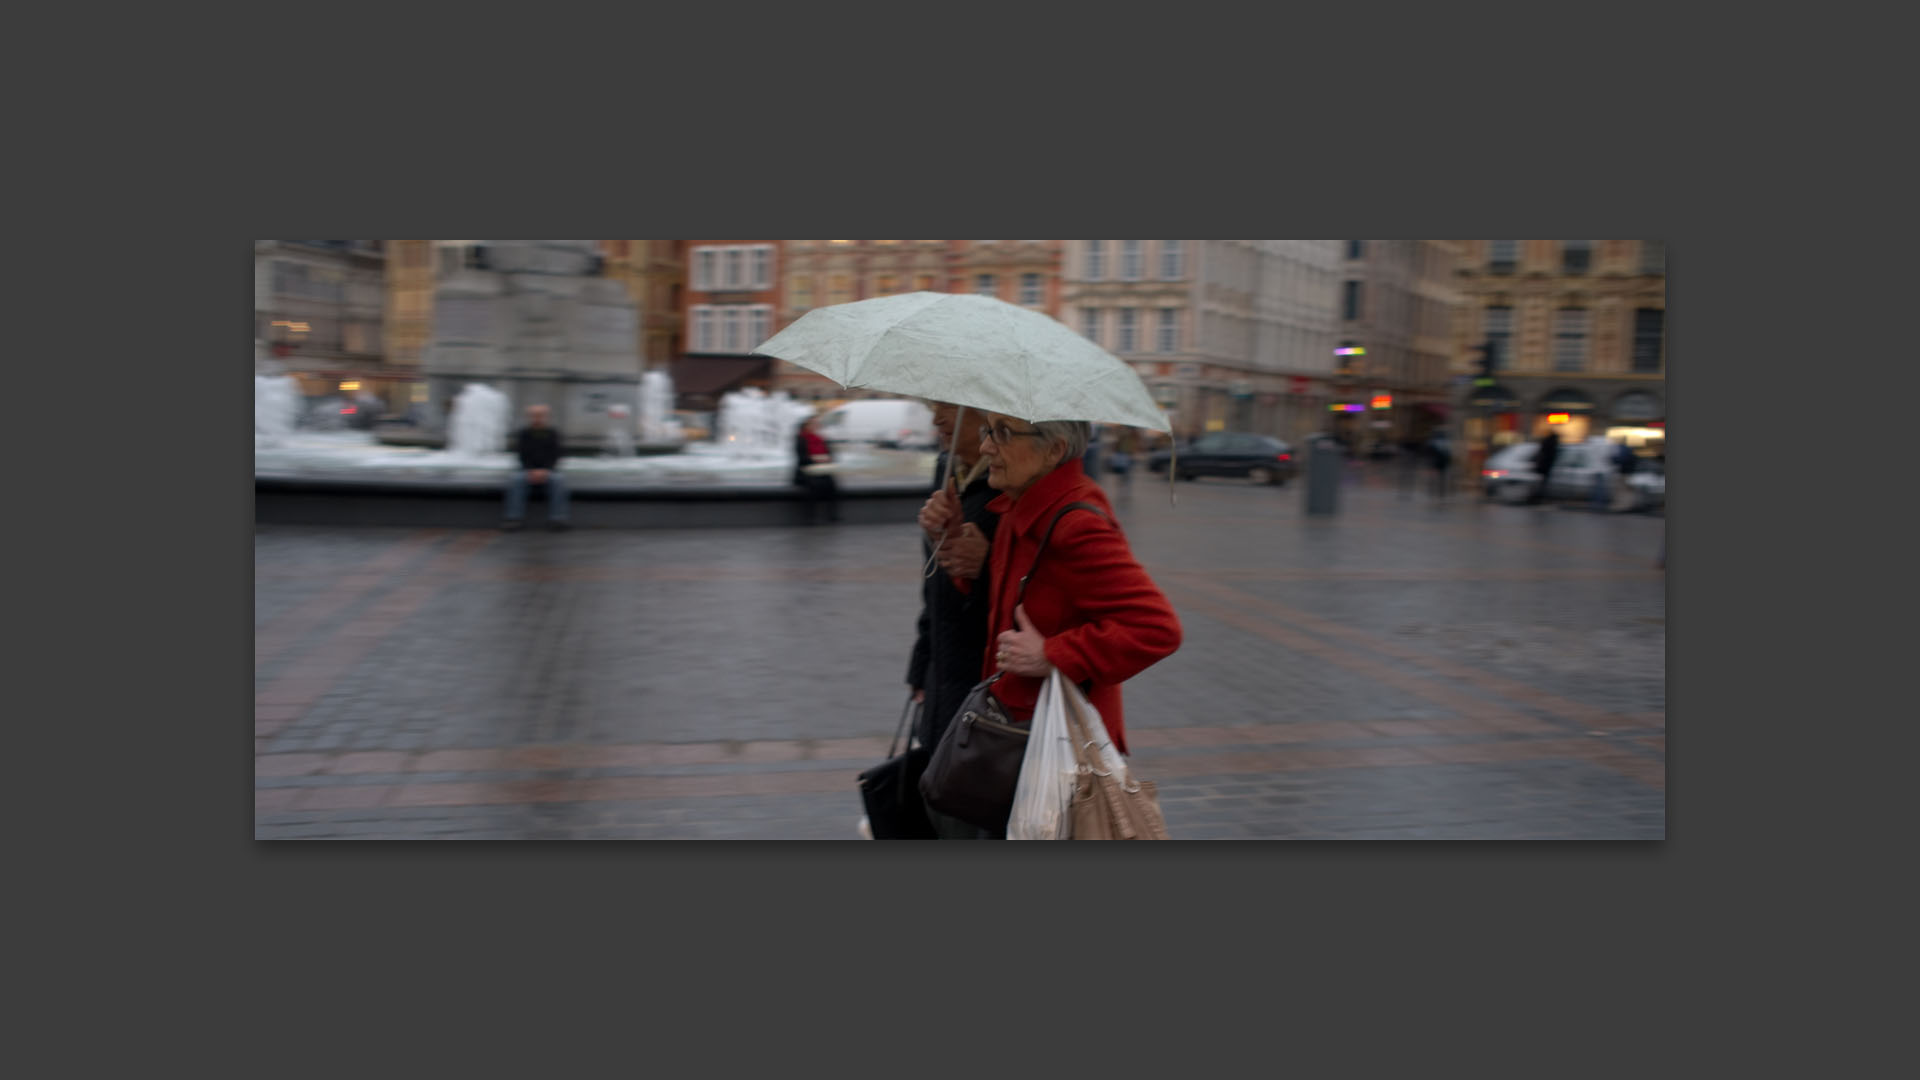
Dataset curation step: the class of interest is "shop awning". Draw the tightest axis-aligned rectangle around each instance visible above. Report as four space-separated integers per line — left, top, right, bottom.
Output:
1538 387 1596 412
670 355 772 397
1611 389 1663 422
1468 382 1520 409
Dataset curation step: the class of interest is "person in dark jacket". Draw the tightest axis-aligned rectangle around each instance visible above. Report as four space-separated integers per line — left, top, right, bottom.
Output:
1529 429 1561 504
503 404 569 531
793 413 840 524
1427 432 1453 499
909 402 1000 839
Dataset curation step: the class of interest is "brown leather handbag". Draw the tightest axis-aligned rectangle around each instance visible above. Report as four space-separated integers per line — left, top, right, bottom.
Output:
1060 677 1170 841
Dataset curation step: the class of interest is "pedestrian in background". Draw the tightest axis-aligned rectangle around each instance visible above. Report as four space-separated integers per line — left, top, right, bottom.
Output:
1108 427 1137 487
1530 429 1561 505
1398 435 1422 497
909 403 999 839
1610 438 1640 513
1081 422 1103 480
792 412 840 524
502 404 570 531
1426 431 1452 499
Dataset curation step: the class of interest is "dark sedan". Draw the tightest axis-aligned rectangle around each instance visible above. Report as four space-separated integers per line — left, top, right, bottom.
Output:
1147 432 1297 485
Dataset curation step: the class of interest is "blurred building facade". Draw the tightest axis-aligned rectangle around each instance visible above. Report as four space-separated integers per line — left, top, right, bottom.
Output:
599 240 686 372
1451 240 1666 470
949 240 1065 316
1062 240 1342 445
677 240 781 412
1333 240 1463 450
255 240 401 413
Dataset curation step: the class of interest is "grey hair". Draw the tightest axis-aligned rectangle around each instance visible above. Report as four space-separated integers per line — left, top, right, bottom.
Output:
1032 420 1090 463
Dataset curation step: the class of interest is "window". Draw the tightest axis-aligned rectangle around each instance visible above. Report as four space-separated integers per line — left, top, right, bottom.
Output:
791 275 813 310
1081 308 1101 344
721 307 741 352
1632 309 1664 373
1640 240 1665 275
1347 240 1364 259
1483 306 1513 370
1085 241 1106 280
1118 308 1138 352
1562 240 1592 275
1343 280 1363 320
1121 241 1143 280
343 322 379 355
1160 241 1184 279
1157 308 1179 353
914 275 936 292
1489 240 1518 274
1553 308 1589 371
748 306 771 350
692 306 716 352
1020 273 1042 306
693 244 772 290
975 274 996 296
877 275 898 296
829 275 851 304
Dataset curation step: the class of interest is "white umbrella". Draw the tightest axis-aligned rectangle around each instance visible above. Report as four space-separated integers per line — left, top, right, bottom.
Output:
752 292 1169 433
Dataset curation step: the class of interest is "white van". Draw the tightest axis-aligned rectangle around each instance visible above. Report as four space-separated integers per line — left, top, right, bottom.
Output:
814 399 937 449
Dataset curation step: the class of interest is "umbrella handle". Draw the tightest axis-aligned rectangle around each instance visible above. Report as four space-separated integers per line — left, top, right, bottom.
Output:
923 527 948 579
927 404 968 578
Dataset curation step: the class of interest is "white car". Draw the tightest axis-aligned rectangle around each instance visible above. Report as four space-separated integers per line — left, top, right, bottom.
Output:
1481 439 1664 509
814 399 938 449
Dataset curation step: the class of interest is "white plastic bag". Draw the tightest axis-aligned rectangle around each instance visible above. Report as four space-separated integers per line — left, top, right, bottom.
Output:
1062 679 1130 782
1006 671 1080 840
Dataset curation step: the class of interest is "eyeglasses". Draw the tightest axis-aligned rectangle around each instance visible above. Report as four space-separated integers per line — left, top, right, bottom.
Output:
982 421 1048 446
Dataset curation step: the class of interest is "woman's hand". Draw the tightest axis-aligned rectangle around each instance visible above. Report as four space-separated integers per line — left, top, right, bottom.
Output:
994 605 1054 678
935 523 989 581
918 485 960 540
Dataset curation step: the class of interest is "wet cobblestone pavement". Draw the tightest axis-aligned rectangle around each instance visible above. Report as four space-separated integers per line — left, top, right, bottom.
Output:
255 470 1666 839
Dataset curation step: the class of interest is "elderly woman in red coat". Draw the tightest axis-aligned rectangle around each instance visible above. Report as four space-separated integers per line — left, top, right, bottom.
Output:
921 413 1181 768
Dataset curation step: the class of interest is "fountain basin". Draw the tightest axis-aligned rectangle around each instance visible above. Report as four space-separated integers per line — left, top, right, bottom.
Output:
254 432 936 529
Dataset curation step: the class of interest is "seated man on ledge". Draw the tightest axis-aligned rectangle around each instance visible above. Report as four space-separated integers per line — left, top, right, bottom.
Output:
503 403 570 531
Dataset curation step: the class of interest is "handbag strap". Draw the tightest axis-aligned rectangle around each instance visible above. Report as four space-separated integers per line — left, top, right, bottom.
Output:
888 692 918 758
1015 501 1111 607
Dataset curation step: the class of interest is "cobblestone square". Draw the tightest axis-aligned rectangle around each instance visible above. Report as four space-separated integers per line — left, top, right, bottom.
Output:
255 472 1666 839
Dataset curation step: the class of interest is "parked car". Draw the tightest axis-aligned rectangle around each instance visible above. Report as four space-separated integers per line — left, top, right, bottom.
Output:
1481 439 1664 509
1147 432 1297 485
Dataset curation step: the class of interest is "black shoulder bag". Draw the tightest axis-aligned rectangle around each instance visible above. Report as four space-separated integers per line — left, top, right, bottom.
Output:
918 501 1108 833
857 694 937 839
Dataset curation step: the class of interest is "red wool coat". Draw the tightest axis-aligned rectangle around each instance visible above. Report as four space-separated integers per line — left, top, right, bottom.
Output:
956 459 1181 754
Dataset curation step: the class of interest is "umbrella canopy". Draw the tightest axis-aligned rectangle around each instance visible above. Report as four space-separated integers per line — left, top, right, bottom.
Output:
752 292 1170 432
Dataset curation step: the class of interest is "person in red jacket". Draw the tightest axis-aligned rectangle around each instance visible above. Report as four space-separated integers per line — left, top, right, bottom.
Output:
792 412 840 524
926 413 1181 765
